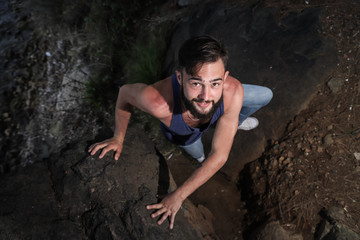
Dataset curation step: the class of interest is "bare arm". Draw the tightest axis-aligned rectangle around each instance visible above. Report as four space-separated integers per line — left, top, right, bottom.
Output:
89 82 170 159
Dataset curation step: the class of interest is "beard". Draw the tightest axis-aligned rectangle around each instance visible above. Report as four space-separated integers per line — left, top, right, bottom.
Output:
181 85 223 120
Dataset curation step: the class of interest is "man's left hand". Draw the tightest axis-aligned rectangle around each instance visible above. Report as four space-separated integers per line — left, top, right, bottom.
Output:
146 191 184 229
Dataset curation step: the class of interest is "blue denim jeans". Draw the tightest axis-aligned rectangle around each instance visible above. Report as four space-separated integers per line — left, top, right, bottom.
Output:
180 84 273 160
180 137 205 160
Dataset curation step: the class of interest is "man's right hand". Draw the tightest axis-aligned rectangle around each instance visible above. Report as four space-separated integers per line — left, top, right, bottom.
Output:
88 137 124 160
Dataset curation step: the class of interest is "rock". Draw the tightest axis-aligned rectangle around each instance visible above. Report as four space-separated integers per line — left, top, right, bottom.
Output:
0 126 207 239
283 158 291 166
327 77 344 93
250 221 303 240
323 134 334 145
317 146 324 153
0 162 83 239
354 152 360 160
272 159 279 169
315 207 360 240
38 141 50 159
177 0 201 7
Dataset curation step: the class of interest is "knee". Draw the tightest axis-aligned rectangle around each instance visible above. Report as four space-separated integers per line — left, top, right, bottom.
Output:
263 87 273 105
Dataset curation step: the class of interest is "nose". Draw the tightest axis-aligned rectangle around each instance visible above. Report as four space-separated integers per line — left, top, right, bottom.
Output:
199 85 210 100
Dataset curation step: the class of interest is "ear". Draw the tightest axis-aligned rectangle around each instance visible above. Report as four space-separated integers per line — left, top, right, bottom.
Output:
224 70 230 81
175 70 182 85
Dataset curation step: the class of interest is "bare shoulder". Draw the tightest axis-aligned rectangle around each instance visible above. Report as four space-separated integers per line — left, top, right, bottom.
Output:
223 75 244 112
142 76 173 119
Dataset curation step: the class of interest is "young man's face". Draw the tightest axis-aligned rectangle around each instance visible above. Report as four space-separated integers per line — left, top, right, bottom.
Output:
177 58 229 119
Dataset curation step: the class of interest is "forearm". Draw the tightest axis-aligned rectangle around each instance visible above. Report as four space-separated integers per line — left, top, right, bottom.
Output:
175 153 227 200
113 109 131 140
113 86 132 139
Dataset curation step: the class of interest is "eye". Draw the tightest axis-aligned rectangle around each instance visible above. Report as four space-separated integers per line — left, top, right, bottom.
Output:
212 82 221 87
191 82 201 87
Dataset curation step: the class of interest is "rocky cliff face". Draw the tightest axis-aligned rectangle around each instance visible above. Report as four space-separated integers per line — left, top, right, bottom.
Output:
0 125 214 239
0 1 215 238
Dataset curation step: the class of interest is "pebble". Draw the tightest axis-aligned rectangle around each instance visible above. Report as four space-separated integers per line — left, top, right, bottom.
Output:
283 158 291 166
354 152 360 160
323 134 334 145
4 128 11 136
327 78 343 93
272 159 278 169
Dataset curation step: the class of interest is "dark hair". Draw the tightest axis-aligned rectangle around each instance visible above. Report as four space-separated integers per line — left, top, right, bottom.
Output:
178 35 228 75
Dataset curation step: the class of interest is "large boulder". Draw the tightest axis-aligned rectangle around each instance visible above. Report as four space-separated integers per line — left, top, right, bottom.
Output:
0 126 211 239
163 3 337 179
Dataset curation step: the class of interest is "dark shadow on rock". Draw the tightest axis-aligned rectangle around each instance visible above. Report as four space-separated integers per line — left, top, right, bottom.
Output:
314 207 360 240
85 126 113 150
155 147 170 199
238 159 270 239
0 125 204 239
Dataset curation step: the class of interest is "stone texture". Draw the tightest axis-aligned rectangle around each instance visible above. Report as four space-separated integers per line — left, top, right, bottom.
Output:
315 207 360 240
250 221 303 240
0 126 206 239
327 77 344 93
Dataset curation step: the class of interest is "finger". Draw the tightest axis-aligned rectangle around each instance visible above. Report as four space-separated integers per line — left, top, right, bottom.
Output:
99 149 110 159
99 144 115 158
114 152 120 161
146 203 163 210
88 143 99 152
151 208 167 218
157 211 170 225
114 147 122 161
88 144 94 152
170 213 176 229
90 143 106 155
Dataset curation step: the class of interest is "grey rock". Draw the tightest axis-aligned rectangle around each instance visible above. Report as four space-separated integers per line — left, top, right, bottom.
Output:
315 207 360 240
177 0 201 7
250 221 303 240
323 134 334 145
327 77 344 93
0 126 206 239
0 162 83 240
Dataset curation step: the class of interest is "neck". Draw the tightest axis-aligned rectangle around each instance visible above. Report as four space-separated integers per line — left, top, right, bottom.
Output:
186 110 199 121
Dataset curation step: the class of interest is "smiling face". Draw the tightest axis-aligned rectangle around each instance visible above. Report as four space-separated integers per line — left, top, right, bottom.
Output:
177 58 229 119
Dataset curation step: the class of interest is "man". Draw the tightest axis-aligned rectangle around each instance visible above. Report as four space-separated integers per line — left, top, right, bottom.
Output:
88 35 272 229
